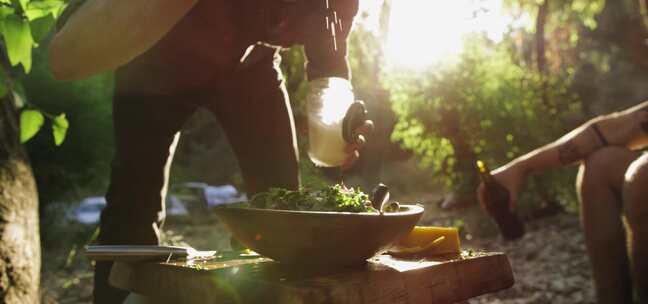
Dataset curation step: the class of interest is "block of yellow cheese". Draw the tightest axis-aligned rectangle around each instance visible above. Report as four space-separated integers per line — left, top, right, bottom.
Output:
395 226 461 255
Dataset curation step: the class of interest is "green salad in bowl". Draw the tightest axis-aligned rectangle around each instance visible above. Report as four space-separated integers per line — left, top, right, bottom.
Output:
245 184 377 213
215 184 424 266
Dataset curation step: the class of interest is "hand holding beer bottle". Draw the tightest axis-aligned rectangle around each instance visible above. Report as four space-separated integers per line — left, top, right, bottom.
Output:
476 160 525 240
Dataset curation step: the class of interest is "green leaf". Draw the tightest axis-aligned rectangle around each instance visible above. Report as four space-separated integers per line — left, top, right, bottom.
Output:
8 0 27 14
52 113 69 146
29 14 55 42
18 0 28 12
0 5 15 18
20 109 44 143
25 0 66 20
1 14 34 73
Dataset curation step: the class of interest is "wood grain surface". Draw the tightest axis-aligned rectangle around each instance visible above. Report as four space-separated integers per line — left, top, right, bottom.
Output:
110 252 514 304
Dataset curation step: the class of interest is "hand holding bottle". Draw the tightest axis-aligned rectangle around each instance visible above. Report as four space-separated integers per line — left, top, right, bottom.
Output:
477 161 527 210
476 161 526 240
306 77 373 168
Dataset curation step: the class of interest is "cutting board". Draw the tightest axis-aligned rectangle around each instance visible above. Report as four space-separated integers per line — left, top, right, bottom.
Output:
110 251 514 304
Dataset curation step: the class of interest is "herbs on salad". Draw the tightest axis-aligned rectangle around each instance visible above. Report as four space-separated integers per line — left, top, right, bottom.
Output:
247 184 376 213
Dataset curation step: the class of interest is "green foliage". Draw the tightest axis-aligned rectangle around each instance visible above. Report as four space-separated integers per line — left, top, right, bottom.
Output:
501 0 607 77
0 0 66 72
19 108 42 142
348 25 384 95
504 0 605 31
280 47 309 118
19 107 69 145
51 112 68 145
2 13 34 72
0 0 68 146
0 1 104 203
386 36 581 200
298 159 328 189
569 0 606 29
24 46 114 203
247 184 375 213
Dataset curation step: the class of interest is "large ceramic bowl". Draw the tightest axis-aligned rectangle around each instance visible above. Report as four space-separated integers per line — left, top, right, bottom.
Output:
214 205 424 266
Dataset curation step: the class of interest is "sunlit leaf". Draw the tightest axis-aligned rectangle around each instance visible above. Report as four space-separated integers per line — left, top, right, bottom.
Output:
1 14 34 73
52 113 69 146
20 109 44 143
25 0 66 20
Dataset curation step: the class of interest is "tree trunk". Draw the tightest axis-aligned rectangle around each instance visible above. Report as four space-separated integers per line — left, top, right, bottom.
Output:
535 0 549 75
596 0 648 70
535 0 550 109
0 93 41 303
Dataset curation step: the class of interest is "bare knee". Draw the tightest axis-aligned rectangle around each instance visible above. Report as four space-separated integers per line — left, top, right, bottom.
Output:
624 154 648 229
578 147 637 197
577 148 637 245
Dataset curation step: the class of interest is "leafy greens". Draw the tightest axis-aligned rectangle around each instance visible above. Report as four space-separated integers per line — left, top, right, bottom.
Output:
247 184 376 213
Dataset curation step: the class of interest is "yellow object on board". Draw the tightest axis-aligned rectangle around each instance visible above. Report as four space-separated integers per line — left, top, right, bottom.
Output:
396 226 461 255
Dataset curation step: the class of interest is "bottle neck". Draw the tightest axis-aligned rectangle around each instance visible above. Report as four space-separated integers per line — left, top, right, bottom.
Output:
477 161 495 184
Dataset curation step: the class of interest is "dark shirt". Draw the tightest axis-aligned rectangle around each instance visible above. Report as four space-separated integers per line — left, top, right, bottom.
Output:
102 0 358 94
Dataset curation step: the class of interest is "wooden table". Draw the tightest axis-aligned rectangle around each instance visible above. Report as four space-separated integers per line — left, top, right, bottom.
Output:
110 251 514 304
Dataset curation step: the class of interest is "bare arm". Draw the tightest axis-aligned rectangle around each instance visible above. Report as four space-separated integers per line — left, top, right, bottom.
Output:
49 0 198 80
480 101 648 208
501 101 648 176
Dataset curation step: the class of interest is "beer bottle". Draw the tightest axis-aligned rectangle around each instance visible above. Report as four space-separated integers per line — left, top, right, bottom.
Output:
476 160 525 240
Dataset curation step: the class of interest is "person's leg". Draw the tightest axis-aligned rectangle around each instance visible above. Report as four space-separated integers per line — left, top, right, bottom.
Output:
577 146 641 304
209 48 299 194
623 153 648 303
94 90 196 304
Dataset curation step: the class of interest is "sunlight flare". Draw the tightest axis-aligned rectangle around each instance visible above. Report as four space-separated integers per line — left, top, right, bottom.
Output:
385 0 513 68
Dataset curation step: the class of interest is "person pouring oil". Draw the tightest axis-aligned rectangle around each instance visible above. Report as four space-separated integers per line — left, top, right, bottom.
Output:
49 1 373 303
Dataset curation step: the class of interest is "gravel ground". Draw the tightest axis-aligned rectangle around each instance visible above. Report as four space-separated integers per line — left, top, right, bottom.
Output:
467 213 597 304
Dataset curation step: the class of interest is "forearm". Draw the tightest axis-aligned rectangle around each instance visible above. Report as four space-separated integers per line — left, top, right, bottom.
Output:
304 40 350 80
303 0 357 80
303 21 351 80
504 101 648 175
505 122 602 175
49 0 198 80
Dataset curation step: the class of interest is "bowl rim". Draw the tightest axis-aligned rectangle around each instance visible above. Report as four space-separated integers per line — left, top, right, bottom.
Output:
215 203 424 217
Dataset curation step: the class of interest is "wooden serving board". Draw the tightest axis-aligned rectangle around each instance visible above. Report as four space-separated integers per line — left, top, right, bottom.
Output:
110 251 514 304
